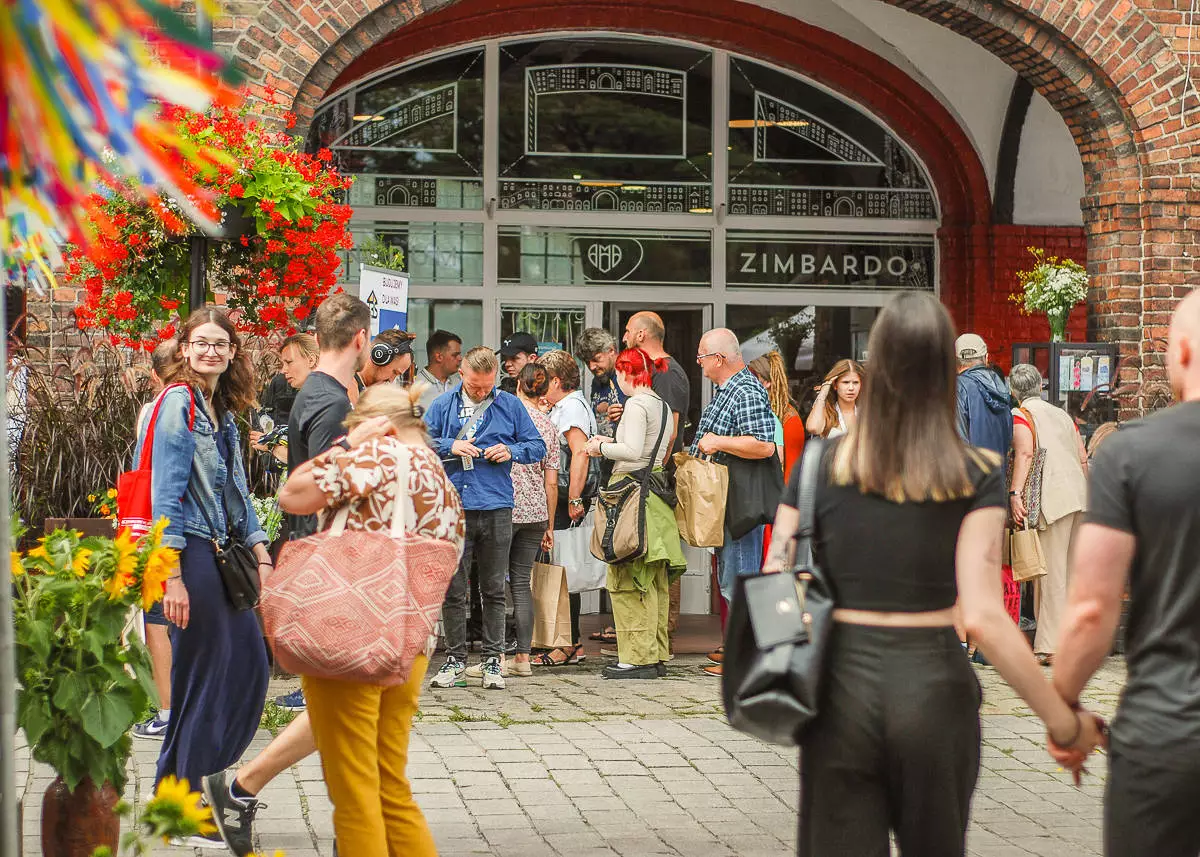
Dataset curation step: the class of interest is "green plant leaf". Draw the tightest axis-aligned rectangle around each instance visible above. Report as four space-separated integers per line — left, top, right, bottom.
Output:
17 689 52 745
51 673 89 714
17 620 52 662
80 692 134 749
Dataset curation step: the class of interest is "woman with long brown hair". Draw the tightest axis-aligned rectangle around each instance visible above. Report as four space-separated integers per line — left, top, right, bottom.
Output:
142 308 272 845
749 350 804 476
764 292 1102 856
805 358 863 438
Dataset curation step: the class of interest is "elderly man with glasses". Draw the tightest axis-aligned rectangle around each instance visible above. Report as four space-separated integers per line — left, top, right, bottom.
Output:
691 328 777 676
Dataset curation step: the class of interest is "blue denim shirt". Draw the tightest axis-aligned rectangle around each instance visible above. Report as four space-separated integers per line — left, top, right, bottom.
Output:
134 385 267 551
424 384 547 511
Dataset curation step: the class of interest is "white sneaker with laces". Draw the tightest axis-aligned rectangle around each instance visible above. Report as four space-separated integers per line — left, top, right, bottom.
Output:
481 656 506 690
429 657 466 688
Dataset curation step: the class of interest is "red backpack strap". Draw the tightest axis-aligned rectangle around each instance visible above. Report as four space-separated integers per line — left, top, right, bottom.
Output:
139 384 197 473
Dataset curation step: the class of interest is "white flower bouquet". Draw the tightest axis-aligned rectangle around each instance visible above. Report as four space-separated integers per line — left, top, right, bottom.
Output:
251 494 283 543
1012 247 1089 341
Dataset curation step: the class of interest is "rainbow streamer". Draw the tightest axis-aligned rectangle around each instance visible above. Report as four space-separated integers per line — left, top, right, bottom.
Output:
1 0 241 292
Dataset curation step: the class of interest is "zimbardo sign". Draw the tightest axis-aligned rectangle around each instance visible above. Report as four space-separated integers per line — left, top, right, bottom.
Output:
738 251 910 278
726 237 933 289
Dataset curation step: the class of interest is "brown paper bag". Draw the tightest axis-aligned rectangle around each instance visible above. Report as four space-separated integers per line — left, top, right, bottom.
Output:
531 558 572 649
1010 527 1047 582
672 451 728 548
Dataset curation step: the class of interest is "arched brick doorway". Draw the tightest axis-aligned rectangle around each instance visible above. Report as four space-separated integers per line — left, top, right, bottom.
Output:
226 0 1199 402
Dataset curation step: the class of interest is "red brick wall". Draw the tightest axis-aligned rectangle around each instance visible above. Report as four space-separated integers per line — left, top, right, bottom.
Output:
975 226 1089 373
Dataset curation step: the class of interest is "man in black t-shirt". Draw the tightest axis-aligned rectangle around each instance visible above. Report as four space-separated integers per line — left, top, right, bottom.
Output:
1053 290 1200 857
623 311 690 459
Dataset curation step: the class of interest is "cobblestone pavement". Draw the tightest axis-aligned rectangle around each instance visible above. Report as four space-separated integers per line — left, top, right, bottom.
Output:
18 655 1124 857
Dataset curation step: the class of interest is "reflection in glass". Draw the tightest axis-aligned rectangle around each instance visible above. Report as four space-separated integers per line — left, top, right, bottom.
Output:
501 306 587 357
498 38 712 212
728 304 878 416
407 299 483 369
727 57 936 219
343 223 484 285
309 50 484 210
498 227 710 287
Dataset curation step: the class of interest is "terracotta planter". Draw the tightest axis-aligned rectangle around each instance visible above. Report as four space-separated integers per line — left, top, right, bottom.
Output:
41 776 119 857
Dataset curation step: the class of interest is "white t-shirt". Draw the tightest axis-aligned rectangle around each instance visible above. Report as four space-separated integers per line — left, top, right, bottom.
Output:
550 389 595 445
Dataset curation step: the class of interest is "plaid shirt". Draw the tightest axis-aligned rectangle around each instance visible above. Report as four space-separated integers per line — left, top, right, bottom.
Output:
691 368 776 454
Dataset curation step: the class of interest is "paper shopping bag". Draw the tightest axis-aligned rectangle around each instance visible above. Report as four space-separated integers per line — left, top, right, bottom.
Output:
531 558 572 649
672 451 728 548
1010 526 1047 582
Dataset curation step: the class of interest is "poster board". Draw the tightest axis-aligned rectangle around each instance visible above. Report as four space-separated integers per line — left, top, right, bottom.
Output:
360 263 409 336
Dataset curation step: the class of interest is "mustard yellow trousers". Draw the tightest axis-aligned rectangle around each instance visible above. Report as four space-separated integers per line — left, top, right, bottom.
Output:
303 656 435 857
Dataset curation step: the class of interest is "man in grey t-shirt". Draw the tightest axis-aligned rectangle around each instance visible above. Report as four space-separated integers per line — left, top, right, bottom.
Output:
1053 289 1200 857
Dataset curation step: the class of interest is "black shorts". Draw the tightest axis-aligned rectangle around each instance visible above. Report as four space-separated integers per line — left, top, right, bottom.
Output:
143 600 169 627
1106 745 1200 857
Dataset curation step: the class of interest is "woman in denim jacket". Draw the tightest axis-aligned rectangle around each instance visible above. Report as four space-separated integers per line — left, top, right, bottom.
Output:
137 308 272 818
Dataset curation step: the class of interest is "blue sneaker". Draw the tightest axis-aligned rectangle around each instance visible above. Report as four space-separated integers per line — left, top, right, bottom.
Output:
131 712 170 740
273 688 306 711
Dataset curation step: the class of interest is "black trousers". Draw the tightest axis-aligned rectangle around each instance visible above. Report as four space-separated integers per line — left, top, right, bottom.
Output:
799 624 981 857
1107 746 1200 857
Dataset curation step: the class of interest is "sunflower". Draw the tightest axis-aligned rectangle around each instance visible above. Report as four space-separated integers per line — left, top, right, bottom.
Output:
146 775 216 840
113 528 139 580
10 552 24 578
141 546 179 610
71 548 93 577
103 569 134 601
25 542 49 563
147 517 170 548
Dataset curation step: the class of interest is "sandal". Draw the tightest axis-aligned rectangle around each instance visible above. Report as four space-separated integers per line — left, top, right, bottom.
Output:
566 643 586 664
589 627 618 643
1036 653 1054 666
534 646 574 667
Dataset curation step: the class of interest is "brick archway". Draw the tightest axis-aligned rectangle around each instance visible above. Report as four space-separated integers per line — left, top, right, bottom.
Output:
225 0 1200 401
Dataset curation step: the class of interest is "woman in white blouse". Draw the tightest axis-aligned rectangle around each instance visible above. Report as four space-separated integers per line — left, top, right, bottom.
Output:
585 348 687 679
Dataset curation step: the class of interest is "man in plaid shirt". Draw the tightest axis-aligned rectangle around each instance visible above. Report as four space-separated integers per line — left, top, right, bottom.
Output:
692 328 778 674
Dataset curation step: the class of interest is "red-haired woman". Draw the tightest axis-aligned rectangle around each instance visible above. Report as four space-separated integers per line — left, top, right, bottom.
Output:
585 348 686 679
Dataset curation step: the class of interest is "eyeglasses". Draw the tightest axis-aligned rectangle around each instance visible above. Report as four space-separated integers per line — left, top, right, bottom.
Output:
696 352 724 364
189 340 232 355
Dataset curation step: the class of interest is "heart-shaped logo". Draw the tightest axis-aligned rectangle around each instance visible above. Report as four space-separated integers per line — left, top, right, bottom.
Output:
577 238 645 282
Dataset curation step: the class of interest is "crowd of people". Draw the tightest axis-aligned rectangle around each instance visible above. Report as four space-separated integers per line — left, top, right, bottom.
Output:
123 285 1200 857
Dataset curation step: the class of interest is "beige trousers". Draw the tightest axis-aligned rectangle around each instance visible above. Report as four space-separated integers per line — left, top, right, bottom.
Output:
1034 511 1082 655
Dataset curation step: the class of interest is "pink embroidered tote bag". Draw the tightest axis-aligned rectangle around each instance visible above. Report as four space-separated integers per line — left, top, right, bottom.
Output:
262 445 460 685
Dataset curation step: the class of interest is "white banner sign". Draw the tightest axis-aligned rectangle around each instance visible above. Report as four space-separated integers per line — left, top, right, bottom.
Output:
360 264 409 336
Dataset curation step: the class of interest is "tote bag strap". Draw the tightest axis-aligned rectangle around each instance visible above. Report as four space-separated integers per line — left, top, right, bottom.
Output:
1018 406 1040 449
792 438 825 571
139 383 196 473
389 444 415 539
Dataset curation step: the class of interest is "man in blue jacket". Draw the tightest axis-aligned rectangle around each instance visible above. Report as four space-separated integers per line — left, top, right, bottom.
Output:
424 345 546 691
955 333 1013 469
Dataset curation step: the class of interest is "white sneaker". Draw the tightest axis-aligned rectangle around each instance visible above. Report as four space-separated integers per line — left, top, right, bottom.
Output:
429 658 466 688
481 656 506 690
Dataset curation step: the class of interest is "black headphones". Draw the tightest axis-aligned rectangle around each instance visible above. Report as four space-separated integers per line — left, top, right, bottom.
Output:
370 339 412 367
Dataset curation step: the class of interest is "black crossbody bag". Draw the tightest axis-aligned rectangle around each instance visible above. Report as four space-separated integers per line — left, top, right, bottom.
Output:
721 438 835 746
188 473 261 612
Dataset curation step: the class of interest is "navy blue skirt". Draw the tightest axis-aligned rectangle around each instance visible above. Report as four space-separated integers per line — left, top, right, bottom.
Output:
156 536 268 786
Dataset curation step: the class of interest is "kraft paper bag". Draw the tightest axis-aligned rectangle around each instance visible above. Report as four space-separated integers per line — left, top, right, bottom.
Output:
1010 526 1048 582
531 558 572 649
672 451 728 548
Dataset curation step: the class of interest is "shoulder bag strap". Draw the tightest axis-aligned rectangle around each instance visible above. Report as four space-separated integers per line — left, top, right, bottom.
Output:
793 438 825 570
1018 406 1039 448
139 383 196 473
643 398 669 478
456 391 497 441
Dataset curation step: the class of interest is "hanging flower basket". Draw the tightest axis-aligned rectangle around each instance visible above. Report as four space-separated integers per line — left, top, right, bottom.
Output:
67 96 354 349
1010 247 1088 342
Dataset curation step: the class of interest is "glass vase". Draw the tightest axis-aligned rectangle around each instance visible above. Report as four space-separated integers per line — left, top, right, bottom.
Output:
1047 311 1067 343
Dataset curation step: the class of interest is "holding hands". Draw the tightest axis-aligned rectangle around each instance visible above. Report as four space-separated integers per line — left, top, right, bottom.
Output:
1047 705 1108 785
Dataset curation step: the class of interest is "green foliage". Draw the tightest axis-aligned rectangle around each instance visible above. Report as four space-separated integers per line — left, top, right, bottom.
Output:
13 523 178 792
1012 246 1088 334
356 234 406 272
260 700 299 734
12 340 150 532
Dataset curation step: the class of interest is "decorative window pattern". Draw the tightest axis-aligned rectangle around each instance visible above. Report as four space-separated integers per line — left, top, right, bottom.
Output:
309 50 484 210
498 228 711 287
498 39 713 213
343 222 484 285
727 58 936 219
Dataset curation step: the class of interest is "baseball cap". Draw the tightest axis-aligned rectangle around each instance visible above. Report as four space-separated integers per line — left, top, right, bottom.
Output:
955 333 988 361
498 332 538 359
